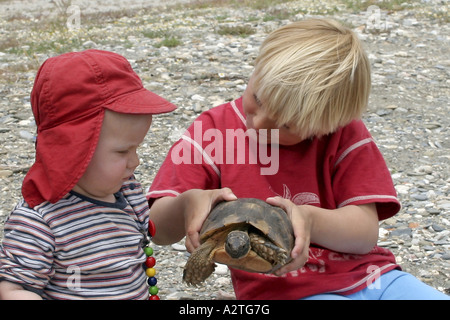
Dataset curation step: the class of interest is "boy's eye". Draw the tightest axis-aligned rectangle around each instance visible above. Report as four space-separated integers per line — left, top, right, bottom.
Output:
253 94 262 107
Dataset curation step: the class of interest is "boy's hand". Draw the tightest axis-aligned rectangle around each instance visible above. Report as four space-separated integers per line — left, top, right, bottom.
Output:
265 196 312 276
183 188 237 252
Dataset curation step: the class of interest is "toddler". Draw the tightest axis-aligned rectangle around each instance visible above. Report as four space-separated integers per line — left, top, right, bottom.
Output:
0 49 176 299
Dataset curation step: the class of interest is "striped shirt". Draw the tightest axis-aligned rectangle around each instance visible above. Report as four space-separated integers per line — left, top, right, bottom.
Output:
0 178 149 300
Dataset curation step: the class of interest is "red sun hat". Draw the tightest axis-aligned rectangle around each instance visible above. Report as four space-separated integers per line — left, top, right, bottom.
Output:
22 49 177 208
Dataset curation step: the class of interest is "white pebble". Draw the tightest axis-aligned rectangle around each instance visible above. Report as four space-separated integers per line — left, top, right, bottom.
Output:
171 243 186 251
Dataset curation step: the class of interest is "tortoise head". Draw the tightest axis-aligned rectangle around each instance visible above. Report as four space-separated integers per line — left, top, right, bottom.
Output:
225 230 250 259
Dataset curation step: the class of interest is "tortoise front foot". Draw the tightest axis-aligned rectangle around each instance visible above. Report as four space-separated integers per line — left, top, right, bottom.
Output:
183 260 216 285
183 242 217 285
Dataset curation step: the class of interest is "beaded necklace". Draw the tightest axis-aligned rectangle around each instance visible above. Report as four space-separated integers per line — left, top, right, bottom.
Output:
143 220 159 300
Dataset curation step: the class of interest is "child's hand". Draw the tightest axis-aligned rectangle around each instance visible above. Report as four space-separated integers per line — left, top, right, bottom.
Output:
0 281 42 300
182 188 237 252
265 196 313 276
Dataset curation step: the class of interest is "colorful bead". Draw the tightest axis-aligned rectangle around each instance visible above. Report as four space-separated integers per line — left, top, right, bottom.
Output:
145 220 159 300
147 277 157 286
146 267 156 277
148 220 156 238
145 256 156 268
144 247 153 257
149 286 159 295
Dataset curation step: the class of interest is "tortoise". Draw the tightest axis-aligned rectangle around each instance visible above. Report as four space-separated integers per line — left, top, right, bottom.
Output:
183 198 294 285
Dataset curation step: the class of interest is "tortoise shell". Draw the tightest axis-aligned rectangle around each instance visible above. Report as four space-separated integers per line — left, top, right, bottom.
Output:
183 198 295 285
200 198 294 256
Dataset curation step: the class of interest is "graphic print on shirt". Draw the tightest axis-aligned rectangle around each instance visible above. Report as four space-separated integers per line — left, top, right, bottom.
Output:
272 184 321 206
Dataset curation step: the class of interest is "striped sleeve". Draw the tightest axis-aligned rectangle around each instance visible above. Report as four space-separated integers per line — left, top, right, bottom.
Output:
0 201 55 291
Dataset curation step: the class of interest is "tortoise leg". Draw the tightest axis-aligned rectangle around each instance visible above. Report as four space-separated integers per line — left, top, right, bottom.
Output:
183 241 217 285
249 233 289 266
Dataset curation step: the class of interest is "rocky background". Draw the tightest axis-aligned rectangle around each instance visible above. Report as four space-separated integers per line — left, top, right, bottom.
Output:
0 0 448 299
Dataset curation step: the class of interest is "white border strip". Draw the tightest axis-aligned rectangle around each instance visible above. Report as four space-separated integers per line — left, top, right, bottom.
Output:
335 138 373 167
230 100 246 126
338 195 399 208
329 263 397 293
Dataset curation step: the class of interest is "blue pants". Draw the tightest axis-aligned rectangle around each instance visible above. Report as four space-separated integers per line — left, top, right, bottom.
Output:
302 270 449 300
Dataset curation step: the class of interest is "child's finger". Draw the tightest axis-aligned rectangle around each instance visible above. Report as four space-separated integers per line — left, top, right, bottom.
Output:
185 232 199 253
265 196 293 218
266 196 312 276
275 231 309 276
185 188 237 252
213 187 238 204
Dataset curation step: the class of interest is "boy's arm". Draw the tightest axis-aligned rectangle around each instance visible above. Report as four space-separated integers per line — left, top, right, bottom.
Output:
307 203 379 254
149 188 237 252
0 281 42 300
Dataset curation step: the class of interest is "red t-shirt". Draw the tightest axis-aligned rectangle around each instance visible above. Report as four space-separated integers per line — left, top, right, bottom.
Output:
147 97 401 299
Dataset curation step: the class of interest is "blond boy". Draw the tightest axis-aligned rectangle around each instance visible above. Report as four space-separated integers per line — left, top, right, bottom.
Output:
147 19 448 299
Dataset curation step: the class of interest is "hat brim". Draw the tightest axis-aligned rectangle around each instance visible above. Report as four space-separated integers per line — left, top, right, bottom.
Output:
104 87 177 115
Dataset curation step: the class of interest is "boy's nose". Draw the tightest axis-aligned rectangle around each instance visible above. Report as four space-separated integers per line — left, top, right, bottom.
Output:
250 115 270 130
128 152 140 169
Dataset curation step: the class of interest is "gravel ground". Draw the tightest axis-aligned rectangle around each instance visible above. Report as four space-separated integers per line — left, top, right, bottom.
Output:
0 0 449 299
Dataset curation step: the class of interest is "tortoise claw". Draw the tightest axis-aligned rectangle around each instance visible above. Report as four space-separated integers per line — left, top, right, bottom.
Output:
249 233 289 265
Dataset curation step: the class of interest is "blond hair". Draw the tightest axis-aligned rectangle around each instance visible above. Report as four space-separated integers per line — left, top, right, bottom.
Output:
252 18 371 139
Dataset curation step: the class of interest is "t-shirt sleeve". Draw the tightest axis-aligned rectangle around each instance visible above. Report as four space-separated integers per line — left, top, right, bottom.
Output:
0 203 55 293
332 121 401 220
